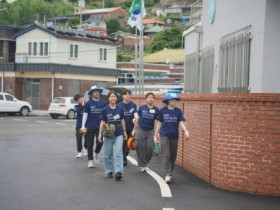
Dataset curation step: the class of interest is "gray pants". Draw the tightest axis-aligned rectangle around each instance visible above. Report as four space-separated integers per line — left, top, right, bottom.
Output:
160 137 178 176
135 127 155 167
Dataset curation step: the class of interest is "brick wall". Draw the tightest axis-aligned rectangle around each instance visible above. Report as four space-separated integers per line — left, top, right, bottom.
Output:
132 93 280 196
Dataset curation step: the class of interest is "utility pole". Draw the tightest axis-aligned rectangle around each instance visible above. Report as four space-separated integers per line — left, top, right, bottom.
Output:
79 0 85 27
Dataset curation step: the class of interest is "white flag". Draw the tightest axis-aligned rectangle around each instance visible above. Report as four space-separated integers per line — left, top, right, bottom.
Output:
127 0 146 31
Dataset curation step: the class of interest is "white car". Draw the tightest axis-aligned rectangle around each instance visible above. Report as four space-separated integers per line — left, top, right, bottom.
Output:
0 92 32 116
48 97 77 119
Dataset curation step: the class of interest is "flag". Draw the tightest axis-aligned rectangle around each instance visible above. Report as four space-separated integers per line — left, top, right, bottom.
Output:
127 0 146 31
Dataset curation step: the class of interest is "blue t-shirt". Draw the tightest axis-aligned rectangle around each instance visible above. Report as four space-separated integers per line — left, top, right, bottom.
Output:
117 101 137 131
157 106 184 139
74 104 84 127
84 99 107 129
101 105 124 137
138 105 159 130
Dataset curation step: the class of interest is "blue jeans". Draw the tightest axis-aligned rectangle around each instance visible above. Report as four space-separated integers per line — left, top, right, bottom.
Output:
103 135 124 174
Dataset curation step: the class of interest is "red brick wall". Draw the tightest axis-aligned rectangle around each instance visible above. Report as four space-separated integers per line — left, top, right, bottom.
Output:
132 93 280 196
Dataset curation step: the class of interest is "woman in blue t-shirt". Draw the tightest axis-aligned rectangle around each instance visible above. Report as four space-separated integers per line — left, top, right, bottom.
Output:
155 93 190 184
98 91 127 181
133 92 159 172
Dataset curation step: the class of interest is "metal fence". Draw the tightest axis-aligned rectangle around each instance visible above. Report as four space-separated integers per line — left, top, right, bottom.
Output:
184 46 215 93
189 0 203 26
218 26 251 93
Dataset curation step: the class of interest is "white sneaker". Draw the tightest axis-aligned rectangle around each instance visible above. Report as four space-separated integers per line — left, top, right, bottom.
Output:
140 167 146 172
76 152 82 158
94 153 99 164
165 175 171 184
88 160 94 168
83 149 88 156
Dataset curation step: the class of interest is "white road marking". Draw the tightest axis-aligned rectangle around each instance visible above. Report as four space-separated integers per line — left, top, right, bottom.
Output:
55 123 67 126
13 119 28 121
127 156 172 198
72 125 76 128
163 208 175 210
36 121 48 123
62 119 75 122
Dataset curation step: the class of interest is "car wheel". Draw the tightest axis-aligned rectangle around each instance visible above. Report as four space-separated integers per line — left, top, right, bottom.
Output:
20 106 30 116
67 109 75 119
50 114 59 119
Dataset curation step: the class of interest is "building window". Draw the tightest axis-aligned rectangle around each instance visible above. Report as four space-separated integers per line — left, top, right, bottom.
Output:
44 43 49 56
33 42 37 56
28 42 48 56
28 42 32 55
39 42 49 56
99 48 107 61
218 26 251 93
70 44 78 58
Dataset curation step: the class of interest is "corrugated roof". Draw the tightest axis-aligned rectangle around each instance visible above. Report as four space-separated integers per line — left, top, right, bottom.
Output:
142 49 184 63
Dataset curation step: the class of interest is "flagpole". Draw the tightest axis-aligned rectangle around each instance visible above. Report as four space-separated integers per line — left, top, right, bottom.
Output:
128 0 146 94
134 26 138 94
140 1 144 94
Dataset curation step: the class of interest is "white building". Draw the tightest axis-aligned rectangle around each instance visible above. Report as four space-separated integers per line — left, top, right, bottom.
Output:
0 23 120 109
15 23 117 68
183 0 280 93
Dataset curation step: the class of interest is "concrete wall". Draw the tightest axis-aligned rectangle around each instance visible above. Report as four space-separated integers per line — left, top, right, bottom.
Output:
262 0 280 93
132 93 280 196
184 0 280 93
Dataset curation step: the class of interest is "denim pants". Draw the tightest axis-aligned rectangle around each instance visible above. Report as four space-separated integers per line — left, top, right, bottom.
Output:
103 135 124 174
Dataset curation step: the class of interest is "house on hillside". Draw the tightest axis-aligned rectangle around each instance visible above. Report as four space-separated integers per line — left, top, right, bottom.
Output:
75 7 128 20
183 0 280 93
144 26 164 37
83 18 108 36
143 18 165 30
113 31 151 49
151 1 192 17
47 6 128 28
0 23 121 109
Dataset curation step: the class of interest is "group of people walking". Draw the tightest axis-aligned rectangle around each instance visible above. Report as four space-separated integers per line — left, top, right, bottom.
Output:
73 86 189 183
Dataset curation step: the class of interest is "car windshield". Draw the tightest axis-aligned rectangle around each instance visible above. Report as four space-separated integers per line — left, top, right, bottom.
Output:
52 98 65 103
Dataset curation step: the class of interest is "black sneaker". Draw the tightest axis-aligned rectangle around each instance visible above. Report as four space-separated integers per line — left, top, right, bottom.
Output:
115 172 122 181
107 172 113 178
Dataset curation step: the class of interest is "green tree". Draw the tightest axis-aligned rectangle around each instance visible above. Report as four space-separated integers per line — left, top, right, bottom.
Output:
68 17 80 28
0 0 74 26
106 18 122 35
145 26 184 54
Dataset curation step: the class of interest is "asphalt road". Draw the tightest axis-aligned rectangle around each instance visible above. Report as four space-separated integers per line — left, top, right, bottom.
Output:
0 115 279 210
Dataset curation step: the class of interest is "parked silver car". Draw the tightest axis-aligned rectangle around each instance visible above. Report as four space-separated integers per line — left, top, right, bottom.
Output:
0 92 32 116
48 97 77 119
